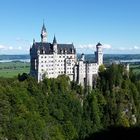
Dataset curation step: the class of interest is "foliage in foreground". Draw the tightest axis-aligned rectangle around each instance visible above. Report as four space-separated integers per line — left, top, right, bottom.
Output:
0 64 140 139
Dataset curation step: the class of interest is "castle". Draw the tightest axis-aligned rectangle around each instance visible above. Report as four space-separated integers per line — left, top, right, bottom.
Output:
30 23 103 88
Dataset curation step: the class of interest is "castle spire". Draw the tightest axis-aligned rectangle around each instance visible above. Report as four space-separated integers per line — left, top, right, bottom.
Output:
53 35 57 44
42 20 46 32
41 22 47 42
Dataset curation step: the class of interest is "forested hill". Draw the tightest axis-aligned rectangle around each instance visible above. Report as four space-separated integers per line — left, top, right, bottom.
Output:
0 64 140 139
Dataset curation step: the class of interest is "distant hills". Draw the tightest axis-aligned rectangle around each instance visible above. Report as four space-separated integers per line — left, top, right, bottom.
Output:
0 55 30 60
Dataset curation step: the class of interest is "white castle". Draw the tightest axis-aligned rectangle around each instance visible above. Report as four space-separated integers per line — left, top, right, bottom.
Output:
30 24 103 88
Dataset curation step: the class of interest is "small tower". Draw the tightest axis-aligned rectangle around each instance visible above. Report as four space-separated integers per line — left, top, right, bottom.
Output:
41 23 47 42
95 42 103 65
81 53 85 61
53 35 57 53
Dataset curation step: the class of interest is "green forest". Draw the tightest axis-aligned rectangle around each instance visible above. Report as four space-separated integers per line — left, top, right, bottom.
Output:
0 64 140 140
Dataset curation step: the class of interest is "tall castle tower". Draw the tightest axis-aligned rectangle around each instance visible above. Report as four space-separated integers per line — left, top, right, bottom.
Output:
53 35 57 53
95 42 103 65
41 23 47 42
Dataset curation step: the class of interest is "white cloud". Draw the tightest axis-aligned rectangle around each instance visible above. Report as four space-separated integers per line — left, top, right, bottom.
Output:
0 37 31 54
76 44 96 54
9 46 13 50
26 48 30 51
103 44 112 49
76 43 112 54
17 46 22 50
116 47 125 51
77 43 112 50
105 45 140 54
0 45 5 49
0 44 30 54
77 44 95 49
0 45 11 50
113 46 140 51
133 46 140 50
76 43 140 54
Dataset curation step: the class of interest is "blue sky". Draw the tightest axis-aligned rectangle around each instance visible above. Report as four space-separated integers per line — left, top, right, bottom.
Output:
0 0 140 54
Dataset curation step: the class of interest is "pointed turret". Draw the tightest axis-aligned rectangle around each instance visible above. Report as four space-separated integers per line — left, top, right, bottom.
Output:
81 53 85 61
53 35 57 45
53 35 57 53
42 22 46 32
96 42 102 48
41 22 47 42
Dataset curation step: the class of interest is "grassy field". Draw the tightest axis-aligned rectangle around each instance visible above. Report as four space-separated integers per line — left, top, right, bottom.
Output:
0 61 140 78
0 61 30 78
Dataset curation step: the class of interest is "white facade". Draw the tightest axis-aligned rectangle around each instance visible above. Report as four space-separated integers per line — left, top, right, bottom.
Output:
30 24 103 88
37 53 76 81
